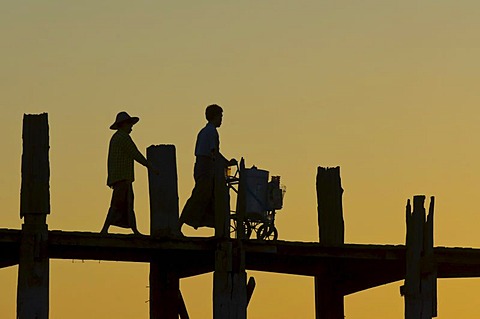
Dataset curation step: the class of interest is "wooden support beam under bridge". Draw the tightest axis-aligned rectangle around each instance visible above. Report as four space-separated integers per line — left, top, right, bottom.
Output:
4 230 480 289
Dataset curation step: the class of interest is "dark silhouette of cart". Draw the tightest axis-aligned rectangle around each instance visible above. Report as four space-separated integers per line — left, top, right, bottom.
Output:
227 159 285 240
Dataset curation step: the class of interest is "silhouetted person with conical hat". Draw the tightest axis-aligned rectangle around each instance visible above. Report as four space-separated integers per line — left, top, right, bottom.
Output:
179 104 236 232
101 111 158 235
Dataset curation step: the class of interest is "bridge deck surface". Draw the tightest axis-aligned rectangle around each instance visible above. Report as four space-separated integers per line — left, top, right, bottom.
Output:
2 228 480 294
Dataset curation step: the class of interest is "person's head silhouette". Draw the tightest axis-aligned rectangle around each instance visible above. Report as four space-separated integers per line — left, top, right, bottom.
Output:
205 104 223 128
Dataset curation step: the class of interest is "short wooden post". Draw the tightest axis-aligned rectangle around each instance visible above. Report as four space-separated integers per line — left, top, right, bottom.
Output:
213 242 247 319
405 196 423 319
150 262 180 319
315 166 345 319
17 113 50 319
214 153 229 238
147 145 181 319
422 197 437 318
315 274 344 319
235 158 247 239
403 196 437 319
316 166 344 245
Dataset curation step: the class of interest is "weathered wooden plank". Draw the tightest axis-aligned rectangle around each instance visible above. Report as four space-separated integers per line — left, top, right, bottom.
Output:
42 230 480 279
4 226 480 294
47 230 215 249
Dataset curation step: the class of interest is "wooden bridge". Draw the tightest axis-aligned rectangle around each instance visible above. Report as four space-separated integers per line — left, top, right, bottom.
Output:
4 113 480 319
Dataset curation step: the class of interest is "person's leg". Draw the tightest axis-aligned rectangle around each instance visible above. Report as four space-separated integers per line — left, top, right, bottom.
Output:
179 175 214 230
101 181 132 233
127 183 142 235
100 212 111 234
178 157 215 231
101 186 120 234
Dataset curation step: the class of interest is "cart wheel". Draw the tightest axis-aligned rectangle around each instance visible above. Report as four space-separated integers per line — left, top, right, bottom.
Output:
256 224 278 241
230 219 252 239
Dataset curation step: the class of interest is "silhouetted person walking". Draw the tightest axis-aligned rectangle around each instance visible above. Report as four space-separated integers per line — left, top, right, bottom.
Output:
179 104 236 231
101 111 157 235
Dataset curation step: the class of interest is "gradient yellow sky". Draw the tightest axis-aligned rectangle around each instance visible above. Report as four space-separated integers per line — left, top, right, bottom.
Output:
2 1 480 318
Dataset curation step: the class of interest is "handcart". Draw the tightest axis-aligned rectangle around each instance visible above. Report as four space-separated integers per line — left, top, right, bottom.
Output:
227 159 285 240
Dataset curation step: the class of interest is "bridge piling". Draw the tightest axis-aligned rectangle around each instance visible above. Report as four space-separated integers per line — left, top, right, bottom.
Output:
147 145 181 319
17 113 50 319
403 196 437 319
315 166 345 319
213 154 247 319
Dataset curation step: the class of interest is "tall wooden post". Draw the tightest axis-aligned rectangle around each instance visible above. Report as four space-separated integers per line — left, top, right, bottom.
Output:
147 145 180 238
214 154 229 239
17 113 50 319
315 166 344 319
403 196 437 319
213 154 247 319
235 158 247 239
147 145 181 319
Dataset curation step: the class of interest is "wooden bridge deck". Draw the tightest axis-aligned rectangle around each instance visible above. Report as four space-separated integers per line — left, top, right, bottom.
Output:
2 228 480 296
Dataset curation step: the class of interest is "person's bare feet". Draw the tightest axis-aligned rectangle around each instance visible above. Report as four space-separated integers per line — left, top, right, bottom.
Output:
132 228 143 236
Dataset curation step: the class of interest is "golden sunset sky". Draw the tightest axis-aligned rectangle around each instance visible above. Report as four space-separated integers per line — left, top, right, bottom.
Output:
2 1 480 318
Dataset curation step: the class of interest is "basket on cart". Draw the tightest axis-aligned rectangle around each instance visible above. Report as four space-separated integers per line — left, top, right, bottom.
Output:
228 160 286 240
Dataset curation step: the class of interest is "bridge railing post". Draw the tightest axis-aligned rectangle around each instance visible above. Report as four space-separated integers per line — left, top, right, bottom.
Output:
403 195 437 319
17 113 50 319
147 145 181 319
315 166 345 319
